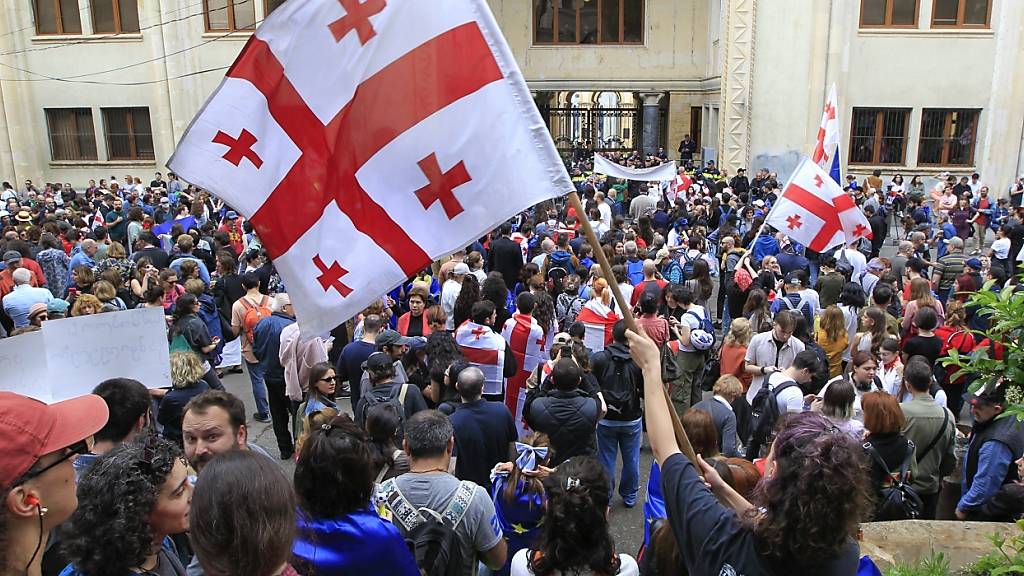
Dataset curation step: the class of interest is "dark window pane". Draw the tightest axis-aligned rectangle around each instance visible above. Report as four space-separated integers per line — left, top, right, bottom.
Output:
535 0 554 42
601 0 619 42
206 0 229 30
131 109 154 160
623 0 642 42
265 0 287 16
119 0 140 32
60 0 82 33
932 0 958 24
233 0 256 30
891 0 916 24
104 109 132 160
92 0 115 33
850 109 877 164
861 0 886 25
964 0 988 24
46 109 96 161
579 0 597 43
36 0 58 34
557 0 575 43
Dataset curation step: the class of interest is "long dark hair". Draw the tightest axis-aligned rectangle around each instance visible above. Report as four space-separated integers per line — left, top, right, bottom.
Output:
532 292 555 336
190 450 296 576
747 412 871 564
170 293 198 337
365 402 402 476
62 436 183 575
503 433 551 509
294 415 373 518
530 456 618 576
452 275 480 328
690 259 714 302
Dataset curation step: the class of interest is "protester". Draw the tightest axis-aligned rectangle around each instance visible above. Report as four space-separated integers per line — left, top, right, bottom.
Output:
525 357 601 466
159 351 211 445
293 415 418 575
252 293 298 459
958 385 1024 521
293 361 338 440
510 456 639 575
900 359 956 520
181 390 273 472
693 375 743 457
189 451 301 576
60 436 191 576
861 392 917 521
490 433 552 576
0 392 108 576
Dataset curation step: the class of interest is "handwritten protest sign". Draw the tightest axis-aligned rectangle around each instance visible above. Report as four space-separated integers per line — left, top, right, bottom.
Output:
0 331 51 402
42 307 171 402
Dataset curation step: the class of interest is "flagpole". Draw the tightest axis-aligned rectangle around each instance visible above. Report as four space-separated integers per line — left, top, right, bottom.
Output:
566 191 699 468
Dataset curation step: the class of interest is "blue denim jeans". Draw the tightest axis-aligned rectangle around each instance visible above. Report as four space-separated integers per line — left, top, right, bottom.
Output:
245 360 270 416
596 417 643 506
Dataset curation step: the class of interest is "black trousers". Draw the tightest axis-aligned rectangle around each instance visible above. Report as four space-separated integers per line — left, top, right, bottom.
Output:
264 376 295 454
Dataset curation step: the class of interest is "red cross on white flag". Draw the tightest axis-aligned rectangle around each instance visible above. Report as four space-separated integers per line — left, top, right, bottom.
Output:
168 0 572 335
764 157 872 253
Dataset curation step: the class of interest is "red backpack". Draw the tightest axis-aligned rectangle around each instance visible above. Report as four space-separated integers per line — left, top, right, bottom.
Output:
240 296 272 343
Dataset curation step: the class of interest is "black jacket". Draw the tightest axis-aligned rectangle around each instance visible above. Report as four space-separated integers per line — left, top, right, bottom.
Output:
524 388 600 466
488 236 524 288
590 342 644 421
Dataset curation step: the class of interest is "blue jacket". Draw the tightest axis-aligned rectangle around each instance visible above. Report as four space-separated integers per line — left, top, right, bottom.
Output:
253 312 295 381
751 235 780 262
293 509 419 576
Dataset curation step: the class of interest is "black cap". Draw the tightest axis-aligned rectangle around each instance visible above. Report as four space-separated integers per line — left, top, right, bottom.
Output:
362 352 393 372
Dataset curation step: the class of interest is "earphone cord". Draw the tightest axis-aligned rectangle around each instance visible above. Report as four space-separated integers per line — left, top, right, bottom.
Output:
23 506 43 576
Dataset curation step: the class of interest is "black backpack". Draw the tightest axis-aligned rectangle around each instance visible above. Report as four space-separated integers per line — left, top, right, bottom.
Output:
379 479 475 576
545 251 574 292
597 353 640 418
358 383 410 434
864 440 923 521
836 249 854 280
745 379 800 459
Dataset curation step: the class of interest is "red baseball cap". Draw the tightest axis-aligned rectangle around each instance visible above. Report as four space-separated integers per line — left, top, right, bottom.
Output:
0 392 109 488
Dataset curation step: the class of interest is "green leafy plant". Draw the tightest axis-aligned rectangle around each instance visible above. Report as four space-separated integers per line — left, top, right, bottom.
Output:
885 551 950 576
965 520 1024 575
941 280 1024 422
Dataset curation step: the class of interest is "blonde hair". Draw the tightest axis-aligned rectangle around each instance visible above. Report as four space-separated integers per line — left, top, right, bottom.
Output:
170 351 206 389
107 242 127 259
819 305 846 342
713 375 743 398
910 277 937 310
294 407 339 456
71 294 102 316
724 317 752 347
92 280 116 302
184 278 206 297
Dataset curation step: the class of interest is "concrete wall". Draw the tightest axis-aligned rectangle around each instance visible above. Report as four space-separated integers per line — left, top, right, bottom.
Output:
744 0 1024 188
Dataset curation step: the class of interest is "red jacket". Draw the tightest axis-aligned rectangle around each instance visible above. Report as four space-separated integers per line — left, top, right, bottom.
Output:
396 311 431 337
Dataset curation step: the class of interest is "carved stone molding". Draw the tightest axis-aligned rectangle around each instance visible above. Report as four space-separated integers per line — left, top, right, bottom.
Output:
718 0 756 173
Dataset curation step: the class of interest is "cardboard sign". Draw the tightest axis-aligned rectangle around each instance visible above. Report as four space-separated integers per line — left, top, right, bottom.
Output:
0 307 172 403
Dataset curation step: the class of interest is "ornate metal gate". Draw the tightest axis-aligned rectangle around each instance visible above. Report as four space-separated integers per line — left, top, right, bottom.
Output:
538 106 642 159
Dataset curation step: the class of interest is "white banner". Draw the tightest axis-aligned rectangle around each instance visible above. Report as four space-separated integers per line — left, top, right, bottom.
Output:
0 307 173 403
593 154 677 182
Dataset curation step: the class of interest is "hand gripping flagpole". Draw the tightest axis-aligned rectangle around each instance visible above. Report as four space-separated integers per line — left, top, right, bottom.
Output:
566 191 700 469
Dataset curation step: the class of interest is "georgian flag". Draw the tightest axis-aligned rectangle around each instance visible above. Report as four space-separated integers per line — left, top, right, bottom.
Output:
90 209 104 231
575 299 621 353
168 0 573 336
455 320 507 397
765 157 872 253
811 83 842 184
501 313 544 436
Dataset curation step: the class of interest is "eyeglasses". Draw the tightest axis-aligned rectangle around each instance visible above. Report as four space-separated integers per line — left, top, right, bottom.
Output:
15 439 90 485
319 376 337 383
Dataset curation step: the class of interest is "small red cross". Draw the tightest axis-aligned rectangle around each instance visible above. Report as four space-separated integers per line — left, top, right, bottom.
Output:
329 0 386 45
824 102 836 121
471 326 488 339
212 129 263 168
813 174 824 188
415 153 470 219
786 214 803 230
853 223 871 238
312 254 353 297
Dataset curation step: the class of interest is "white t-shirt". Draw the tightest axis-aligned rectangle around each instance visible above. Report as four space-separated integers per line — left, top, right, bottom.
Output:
679 304 708 352
767 371 804 415
510 549 639 576
992 237 1011 260
597 201 613 228
836 248 867 278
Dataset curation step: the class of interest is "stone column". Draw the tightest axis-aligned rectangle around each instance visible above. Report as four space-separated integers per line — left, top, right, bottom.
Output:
640 92 664 155
718 0 757 174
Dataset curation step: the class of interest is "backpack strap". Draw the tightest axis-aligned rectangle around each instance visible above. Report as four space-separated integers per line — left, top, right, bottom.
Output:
398 383 409 407
379 479 425 532
439 481 476 529
915 411 950 464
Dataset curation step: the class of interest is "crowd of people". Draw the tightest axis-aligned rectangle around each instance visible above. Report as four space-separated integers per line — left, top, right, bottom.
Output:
1 157 1023 575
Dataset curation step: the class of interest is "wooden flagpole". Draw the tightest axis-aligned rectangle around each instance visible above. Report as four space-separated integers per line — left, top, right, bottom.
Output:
566 191 700 466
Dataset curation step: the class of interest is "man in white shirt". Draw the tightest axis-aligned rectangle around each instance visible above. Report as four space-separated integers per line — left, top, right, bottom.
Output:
595 191 613 229
743 310 806 403
441 263 469 330
835 242 867 278
530 238 555 269
767 349 821 415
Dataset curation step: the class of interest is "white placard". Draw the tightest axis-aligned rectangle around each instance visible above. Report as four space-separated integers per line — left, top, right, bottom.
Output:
0 331 52 403
42 307 171 402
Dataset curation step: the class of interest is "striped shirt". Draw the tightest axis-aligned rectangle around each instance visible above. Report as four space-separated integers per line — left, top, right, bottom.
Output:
932 252 965 289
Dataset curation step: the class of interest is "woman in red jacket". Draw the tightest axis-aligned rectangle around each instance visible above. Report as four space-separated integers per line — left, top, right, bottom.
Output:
396 290 432 338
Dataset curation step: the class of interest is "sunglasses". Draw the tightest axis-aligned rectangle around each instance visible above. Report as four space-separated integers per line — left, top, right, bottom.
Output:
319 376 337 383
16 439 90 485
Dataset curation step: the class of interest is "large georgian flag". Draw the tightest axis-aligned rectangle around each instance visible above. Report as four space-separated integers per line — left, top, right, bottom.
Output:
501 312 544 433
575 299 620 353
168 0 572 335
765 157 872 253
455 321 507 397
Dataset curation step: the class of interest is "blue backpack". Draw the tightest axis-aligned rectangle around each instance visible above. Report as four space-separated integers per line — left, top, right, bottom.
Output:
681 252 698 280
626 258 645 286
